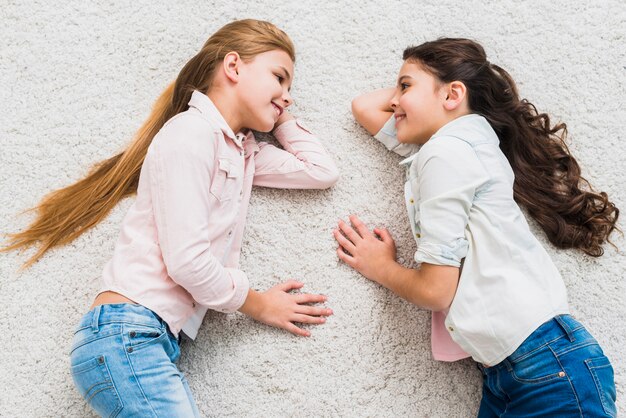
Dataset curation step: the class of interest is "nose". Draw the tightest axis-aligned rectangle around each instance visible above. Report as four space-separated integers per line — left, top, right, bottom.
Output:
390 91 399 109
283 90 293 108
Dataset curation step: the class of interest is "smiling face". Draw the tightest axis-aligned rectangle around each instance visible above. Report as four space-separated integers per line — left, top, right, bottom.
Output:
390 61 451 145
236 49 294 132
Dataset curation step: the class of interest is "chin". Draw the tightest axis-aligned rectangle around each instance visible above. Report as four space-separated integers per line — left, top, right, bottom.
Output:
397 129 421 145
396 130 410 143
249 118 274 133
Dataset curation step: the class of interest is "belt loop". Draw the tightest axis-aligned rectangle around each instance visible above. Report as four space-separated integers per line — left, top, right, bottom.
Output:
91 305 102 333
554 315 575 342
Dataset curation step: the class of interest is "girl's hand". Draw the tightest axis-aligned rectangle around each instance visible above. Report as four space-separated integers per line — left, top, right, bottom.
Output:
239 281 332 337
333 215 397 283
273 109 295 129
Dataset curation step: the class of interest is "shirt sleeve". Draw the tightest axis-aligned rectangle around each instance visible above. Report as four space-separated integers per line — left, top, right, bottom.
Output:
252 119 339 189
373 114 420 157
147 115 249 313
413 136 490 267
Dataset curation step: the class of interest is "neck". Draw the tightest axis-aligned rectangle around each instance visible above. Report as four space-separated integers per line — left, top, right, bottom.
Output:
206 88 242 133
442 103 471 126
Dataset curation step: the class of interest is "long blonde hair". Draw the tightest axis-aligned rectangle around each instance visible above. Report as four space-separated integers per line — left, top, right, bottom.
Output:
3 19 295 268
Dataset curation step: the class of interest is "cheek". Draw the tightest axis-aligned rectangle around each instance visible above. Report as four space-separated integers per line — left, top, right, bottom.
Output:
398 96 413 116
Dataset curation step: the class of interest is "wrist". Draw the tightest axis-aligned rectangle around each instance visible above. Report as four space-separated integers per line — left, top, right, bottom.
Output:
375 260 402 286
238 288 265 319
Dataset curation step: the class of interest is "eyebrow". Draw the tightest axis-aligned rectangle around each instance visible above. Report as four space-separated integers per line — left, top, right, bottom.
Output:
279 66 292 81
397 75 412 85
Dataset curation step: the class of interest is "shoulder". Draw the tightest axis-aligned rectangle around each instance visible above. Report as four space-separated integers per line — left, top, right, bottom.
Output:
413 134 489 186
159 111 221 142
151 111 222 154
417 135 476 166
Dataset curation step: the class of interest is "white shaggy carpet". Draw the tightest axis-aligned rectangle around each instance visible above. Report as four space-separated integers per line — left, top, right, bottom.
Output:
1 1 624 416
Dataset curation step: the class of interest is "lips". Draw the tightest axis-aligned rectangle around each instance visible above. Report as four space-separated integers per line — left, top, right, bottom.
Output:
394 113 406 124
272 102 283 118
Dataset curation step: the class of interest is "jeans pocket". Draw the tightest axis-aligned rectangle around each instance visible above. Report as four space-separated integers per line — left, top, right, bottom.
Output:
71 356 123 418
510 346 565 384
585 356 617 417
126 325 167 353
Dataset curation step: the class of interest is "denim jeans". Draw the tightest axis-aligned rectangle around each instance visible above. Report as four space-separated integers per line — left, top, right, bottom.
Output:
69 303 200 417
477 315 616 417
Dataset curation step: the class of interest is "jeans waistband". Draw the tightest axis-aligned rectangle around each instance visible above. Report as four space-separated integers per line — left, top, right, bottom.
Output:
507 314 584 363
477 315 584 373
77 303 165 333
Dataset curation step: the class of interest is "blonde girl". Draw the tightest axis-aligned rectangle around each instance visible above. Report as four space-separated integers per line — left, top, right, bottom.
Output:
337 38 618 416
4 19 338 416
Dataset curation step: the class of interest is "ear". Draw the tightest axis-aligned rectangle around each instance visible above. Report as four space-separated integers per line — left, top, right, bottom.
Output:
222 52 241 83
442 81 467 111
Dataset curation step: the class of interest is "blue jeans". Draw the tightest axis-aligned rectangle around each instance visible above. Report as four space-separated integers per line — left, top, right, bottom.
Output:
69 304 200 417
477 315 616 417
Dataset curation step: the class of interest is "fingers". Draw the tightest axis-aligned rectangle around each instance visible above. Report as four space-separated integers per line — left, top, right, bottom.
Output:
276 280 304 292
295 305 333 316
294 293 327 304
373 227 394 244
333 228 356 253
338 219 362 243
291 313 327 324
284 322 311 337
349 215 372 238
336 247 356 268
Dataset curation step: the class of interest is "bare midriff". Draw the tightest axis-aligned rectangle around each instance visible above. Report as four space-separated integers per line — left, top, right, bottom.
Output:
90 291 138 309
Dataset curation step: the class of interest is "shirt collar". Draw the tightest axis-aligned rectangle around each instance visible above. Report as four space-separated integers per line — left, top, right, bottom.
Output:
431 113 496 145
399 153 418 166
398 114 495 167
187 90 247 149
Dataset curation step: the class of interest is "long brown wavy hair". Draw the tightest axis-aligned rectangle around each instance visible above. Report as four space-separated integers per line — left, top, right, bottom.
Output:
3 19 295 268
403 38 619 256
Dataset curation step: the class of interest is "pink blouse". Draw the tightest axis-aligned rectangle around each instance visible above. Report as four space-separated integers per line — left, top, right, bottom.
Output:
100 91 339 338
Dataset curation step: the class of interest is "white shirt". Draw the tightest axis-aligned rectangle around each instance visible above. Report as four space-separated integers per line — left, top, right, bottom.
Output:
375 114 569 366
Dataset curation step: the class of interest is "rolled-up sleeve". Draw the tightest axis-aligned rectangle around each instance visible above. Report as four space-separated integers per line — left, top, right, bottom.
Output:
373 114 420 157
414 136 489 267
147 116 249 312
252 119 339 189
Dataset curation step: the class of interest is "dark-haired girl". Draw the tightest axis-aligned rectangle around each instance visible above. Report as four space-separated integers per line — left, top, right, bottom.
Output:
337 38 618 416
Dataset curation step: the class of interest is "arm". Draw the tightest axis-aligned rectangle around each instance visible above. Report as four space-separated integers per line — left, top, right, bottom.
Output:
334 216 459 311
351 88 395 135
238 283 333 337
252 110 339 189
148 118 248 312
149 117 332 335
333 137 489 311
352 88 419 157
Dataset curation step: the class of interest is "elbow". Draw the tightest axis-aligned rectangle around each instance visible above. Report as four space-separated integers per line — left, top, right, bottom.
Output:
412 263 459 311
427 280 457 312
429 293 455 312
163 249 205 286
351 96 365 124
165 259 192 285
407 285 453 312
321 166 340 188
307 162 340 189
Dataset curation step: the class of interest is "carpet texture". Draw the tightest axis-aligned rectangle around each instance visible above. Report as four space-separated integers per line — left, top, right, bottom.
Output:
1 1 624 416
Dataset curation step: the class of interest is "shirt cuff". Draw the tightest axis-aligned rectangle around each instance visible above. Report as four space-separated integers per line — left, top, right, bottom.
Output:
272 118 312 140
373 115 419 157
216 268 250 313
414 238 468 267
